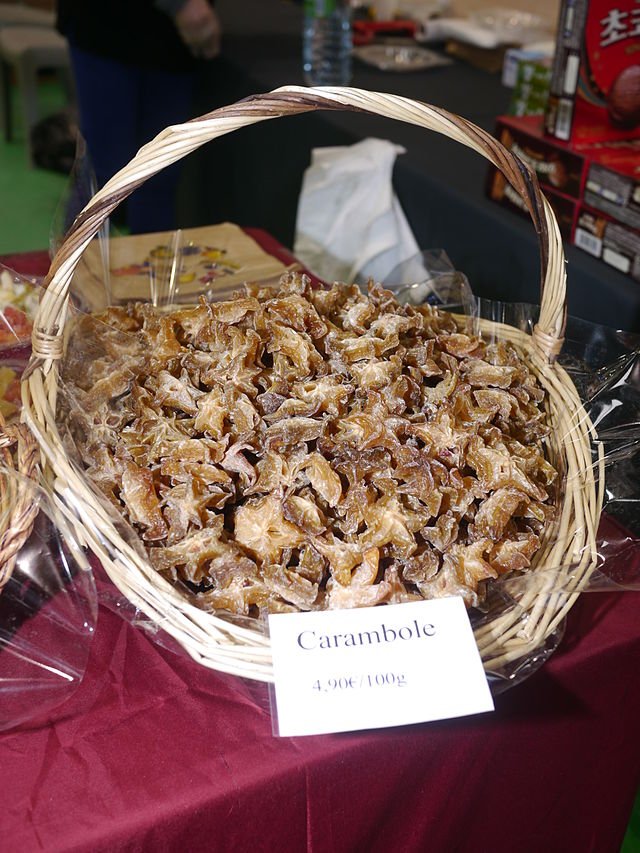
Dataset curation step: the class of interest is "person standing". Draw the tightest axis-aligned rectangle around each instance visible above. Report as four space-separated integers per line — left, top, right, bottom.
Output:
56 0 221 233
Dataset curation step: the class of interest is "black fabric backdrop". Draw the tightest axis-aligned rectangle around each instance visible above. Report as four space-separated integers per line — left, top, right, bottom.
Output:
176 0 640 332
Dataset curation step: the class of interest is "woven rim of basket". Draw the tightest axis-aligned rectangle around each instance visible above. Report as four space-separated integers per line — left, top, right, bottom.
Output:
21 86 601 682
0 414 40 592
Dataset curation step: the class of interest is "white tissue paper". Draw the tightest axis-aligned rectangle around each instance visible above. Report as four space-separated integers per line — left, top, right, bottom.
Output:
293 137 422 285
415 10 551 49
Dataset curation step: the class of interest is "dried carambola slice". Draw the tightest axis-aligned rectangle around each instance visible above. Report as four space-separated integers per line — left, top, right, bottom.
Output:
61 273 558 614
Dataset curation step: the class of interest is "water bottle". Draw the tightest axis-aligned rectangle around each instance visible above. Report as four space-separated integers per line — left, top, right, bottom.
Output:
303 0 353 87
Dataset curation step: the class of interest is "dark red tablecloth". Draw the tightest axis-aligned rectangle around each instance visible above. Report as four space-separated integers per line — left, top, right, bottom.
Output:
2 238 640 853
2 584 639 853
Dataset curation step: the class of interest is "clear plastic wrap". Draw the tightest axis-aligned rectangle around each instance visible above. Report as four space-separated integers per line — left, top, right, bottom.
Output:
0 265 42 353
391 252 640 688
48 243 640 693
0 473 97 731
0 275 97 731
56 208 294 318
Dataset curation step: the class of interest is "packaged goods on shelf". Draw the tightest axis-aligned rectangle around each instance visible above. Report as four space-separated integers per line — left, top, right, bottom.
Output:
487 114 640 265
574 204 640 280
544 0 640 145
583 148 640 231
487 165 579 238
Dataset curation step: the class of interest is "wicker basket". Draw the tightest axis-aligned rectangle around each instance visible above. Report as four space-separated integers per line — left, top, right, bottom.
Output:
22 87 603 682
0 413 40 592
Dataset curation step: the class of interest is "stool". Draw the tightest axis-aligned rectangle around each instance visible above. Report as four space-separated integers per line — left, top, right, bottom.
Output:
0 25 73 166
0 4 55 28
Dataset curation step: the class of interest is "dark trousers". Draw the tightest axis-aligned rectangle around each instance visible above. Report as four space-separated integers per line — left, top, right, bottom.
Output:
69 44 195 234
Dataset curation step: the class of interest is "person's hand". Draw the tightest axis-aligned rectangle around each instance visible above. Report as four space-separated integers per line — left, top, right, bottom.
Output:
175 0 221 60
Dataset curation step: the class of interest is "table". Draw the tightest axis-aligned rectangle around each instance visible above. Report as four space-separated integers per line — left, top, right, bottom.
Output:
176 0 640 333
2 239 640 853
2 575 640 853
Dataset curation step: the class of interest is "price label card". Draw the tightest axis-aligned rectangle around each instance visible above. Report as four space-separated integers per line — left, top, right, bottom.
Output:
268 597 494 737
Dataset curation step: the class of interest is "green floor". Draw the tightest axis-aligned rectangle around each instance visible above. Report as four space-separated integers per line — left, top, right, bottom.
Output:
0 77 70 256
1 73 640 853
625 801 640 853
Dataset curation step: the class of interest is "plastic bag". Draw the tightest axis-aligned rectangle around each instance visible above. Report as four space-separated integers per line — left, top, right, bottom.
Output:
0 472 97 731
0 307 97 731
386 251 640 689
0 133 143 732
0 266 42 352
51 246 640 694
293 137 423 285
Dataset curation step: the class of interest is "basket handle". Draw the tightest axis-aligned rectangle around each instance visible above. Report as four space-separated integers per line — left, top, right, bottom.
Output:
33 86 567 368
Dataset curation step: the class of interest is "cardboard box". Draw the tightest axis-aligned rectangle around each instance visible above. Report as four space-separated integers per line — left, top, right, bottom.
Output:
489 112 640 281
486 163 580 239
508 58 552 117
502 46 553 89
491 113 640 206
583 149 640 230
544 0 640 145
492 114 591 200
574 204 640 280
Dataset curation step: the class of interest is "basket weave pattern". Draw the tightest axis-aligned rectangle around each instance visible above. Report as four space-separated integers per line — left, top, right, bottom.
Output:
22 87 602 681
0 415 40 591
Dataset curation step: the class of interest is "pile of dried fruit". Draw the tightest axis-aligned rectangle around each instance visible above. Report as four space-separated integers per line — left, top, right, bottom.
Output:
61 273 557 614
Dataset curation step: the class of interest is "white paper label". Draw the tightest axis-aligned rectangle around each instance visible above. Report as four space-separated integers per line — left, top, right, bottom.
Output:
268 598 494 737
603 246 631 273
575 227 603 258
